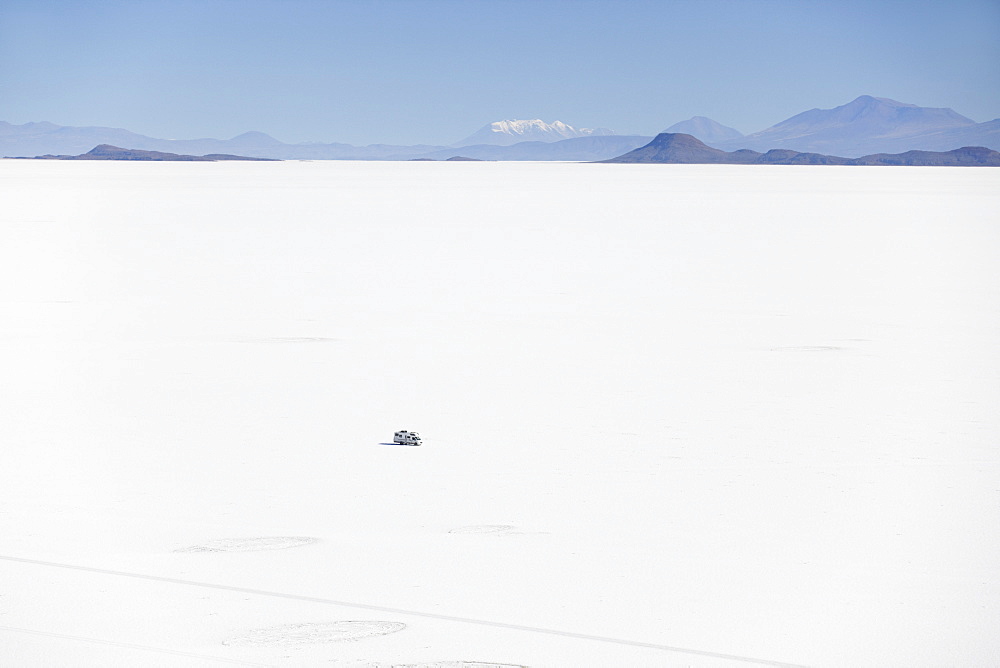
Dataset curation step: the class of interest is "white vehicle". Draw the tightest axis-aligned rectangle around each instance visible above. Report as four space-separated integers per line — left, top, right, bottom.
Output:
393 430 422 446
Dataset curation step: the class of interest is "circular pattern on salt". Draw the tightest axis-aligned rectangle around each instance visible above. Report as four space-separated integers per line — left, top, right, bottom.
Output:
178 536 318 552
325 662 527 668
267 337 340 343
395 663 528 668
224 621 406 646
448 525 517 535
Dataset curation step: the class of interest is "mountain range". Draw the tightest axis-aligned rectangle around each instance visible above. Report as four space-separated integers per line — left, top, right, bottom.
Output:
0 121 653 162
2 96 998 161
602 133 1000 166
707 96 999 157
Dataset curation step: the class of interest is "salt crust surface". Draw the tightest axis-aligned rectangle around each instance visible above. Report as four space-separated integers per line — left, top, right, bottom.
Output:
224 621 407 646
1 160 998 667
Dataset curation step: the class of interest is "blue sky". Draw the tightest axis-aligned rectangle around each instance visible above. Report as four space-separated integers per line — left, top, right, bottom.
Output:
1 0 998 145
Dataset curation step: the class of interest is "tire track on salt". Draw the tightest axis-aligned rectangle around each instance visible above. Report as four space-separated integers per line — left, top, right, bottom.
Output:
0 555 808 667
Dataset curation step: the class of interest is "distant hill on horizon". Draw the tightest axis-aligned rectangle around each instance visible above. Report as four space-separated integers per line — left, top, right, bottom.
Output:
602 132 1000 166
14 144 278 162
418 135 653 161
662 116 743 143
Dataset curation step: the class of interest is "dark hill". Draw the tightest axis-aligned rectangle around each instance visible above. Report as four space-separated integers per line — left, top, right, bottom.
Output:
603 134 1000 166
755 149 849 165
17 144 277 161
603 133 759 164
850 146 1000 166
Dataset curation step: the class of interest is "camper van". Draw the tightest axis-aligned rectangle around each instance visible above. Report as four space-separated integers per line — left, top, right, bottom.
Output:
393 430 422 446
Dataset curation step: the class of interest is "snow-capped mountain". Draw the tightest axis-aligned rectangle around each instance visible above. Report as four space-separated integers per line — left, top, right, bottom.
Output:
452 119 615 147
